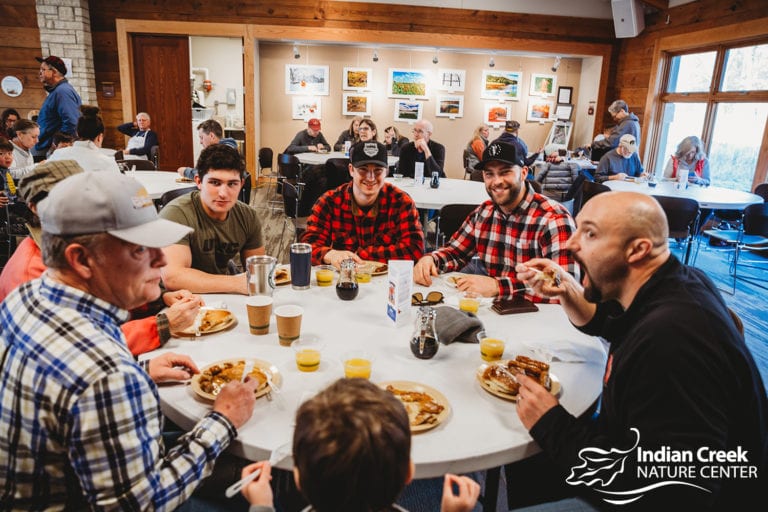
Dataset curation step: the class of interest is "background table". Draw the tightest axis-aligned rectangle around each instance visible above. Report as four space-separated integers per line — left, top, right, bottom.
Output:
605 180 763 210
144 274 606 478
295 151 399 167
389 177 488 211
132 170 195 200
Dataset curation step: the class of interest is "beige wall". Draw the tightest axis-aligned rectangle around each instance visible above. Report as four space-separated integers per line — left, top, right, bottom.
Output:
259 42 584 178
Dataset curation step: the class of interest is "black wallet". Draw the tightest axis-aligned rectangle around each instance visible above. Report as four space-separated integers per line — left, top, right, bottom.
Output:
492 297 539 315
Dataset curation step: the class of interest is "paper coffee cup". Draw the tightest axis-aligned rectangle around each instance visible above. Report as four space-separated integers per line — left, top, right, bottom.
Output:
275 305 303 346
246 296 273 335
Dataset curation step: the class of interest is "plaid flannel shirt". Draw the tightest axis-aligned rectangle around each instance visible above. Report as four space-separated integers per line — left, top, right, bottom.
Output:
431 186 580 303
0 275 236 511
302 182 424 264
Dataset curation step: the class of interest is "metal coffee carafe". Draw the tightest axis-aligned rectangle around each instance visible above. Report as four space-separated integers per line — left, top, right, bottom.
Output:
246 255 277 296
410 305 439 359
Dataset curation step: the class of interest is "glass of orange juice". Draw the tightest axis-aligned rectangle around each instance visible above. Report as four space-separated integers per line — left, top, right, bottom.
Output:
343 350 372 379
458 291 480 314
292 337 323 372
477 332 505 362
315 265 335 287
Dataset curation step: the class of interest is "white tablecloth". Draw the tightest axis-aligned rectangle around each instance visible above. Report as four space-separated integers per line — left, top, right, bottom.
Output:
388 178 489 210
132 170 195 200
604 180 763 210
144 275 606 478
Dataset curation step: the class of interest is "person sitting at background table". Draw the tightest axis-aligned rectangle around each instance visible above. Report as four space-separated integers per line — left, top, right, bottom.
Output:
1 108 20 139
285 118 330 155
413 141 578 302
48 105 120 173
491 120 541 168
240 378 480 512
594 134 646 183
397 119 446 179
384 125 408 156
333 115 361 151
514 191 767 509
9 119 41 179
357 118 378 142
160 144 265 294
117 111 158 160
46 131 75 158
662 135 710 186
0 159 203 355
0 171 259 510
177 118 240 179
302 141 423 267
464 124 490 169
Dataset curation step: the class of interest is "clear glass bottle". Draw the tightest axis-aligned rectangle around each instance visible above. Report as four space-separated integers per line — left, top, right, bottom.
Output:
410 305 439 359
336 258 359 300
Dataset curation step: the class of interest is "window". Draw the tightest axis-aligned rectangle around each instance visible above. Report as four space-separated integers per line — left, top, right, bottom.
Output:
652 39 768 191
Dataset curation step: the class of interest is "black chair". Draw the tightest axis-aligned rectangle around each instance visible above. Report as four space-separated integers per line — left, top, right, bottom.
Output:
528 179 542 194
325 157 351 191
753 183 768 202
159 186 197 209
239 171 252 206
561 173 588 215
150 145 160 168
580 180 610 210
434 204 477 247
589 146 609 164
697 202 768 294
462 150 475 180
654 196 700 264
117 159 155 171
277 180 308 262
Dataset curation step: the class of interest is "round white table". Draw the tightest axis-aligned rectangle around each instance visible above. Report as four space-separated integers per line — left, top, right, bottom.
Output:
144 274 606 478
295 151 399 167
388 177 489 211
132 170 195 200
604 180 763 210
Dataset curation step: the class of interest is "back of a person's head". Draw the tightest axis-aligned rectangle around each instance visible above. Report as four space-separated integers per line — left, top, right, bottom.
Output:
293 378 411 512
0 137 13 153
196 143 244 179
76 105 104 141
52 131 75 147
197 118 223 139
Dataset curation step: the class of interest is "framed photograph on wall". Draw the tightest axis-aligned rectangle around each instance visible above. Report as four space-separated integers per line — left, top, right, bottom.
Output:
481 70 522 101
545 121 573 150
527 98 554 121
530 73 557 97
484 103 511 126
291 96 321 120
285 64 330 95
343 67 372 91
394 99 423 122
342 93 371 116
555 103 573 121
437 69 466 92
436 95 463 118
388 68 429 99
557 86 573 104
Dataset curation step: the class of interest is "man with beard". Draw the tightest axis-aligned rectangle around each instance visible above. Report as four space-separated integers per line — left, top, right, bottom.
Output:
514 192 767 509
413 141 578 302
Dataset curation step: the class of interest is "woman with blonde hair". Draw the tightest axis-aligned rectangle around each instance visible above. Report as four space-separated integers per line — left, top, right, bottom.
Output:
464 124 489 168
334 116 362 151
662 135 710 186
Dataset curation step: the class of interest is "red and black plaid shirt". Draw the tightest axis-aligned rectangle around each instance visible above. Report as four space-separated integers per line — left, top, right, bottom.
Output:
302 182 424 264
431 186 580 303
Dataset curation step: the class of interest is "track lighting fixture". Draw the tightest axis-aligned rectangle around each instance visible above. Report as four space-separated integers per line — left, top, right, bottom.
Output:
551 56 561 72
432 50 439 65
293 44 300 59
489 56 495 68
373 50 379 62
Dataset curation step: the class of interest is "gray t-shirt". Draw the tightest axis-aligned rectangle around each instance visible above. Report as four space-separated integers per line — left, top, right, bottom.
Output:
159 191 263 275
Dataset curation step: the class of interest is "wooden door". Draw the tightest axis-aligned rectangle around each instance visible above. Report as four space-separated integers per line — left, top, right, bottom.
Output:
131 35 192 170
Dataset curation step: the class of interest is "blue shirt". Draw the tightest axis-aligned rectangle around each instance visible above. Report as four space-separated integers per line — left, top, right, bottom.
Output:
33 79 82 154
0 274 236 510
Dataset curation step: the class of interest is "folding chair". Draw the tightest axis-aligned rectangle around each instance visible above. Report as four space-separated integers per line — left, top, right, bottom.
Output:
654 196 700 264
434 204 477 248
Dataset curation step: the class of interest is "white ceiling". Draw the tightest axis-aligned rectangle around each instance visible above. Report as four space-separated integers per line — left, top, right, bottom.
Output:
328 0 698 19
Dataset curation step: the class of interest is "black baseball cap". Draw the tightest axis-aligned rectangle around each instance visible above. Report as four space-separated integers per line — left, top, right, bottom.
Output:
36 56 67 75
475 141 524 170
349 141 388 168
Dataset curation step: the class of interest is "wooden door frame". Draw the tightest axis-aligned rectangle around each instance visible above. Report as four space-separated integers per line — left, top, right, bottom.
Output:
117 19 614 179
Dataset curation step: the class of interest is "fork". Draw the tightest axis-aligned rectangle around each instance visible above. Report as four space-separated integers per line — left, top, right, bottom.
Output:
265 371 284 408
241 360 254 383
225 441 292 498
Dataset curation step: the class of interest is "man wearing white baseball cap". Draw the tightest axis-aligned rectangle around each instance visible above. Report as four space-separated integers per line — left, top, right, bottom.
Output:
594 133 646 183
0 172 259 509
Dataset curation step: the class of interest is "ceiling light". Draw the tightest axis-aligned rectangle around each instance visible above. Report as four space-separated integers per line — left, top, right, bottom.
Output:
373 50 379 62
432 50 439 65
551 56 561 72
293 44 300 59
489 56 495 68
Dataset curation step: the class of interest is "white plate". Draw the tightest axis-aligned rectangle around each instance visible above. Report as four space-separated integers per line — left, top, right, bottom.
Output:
379 380 451 433
191 359 281 401
476 361 561 402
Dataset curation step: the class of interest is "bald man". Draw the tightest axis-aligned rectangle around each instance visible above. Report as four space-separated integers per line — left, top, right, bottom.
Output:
513 192 767 509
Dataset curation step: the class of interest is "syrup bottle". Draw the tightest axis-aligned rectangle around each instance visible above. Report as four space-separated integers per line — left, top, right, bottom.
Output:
336 258 359 300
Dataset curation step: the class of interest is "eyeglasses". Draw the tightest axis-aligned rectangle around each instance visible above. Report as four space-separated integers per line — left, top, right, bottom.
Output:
411 291 444 306
358 126 372 132
354 167 386 178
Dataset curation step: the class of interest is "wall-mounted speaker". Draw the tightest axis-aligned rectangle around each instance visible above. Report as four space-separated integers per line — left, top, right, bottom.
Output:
611 0 645 38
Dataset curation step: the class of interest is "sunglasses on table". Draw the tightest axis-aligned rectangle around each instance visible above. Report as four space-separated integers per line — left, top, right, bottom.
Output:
411 291 444 306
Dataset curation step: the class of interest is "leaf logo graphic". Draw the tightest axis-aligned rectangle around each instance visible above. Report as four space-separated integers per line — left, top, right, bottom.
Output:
566 428 640 488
